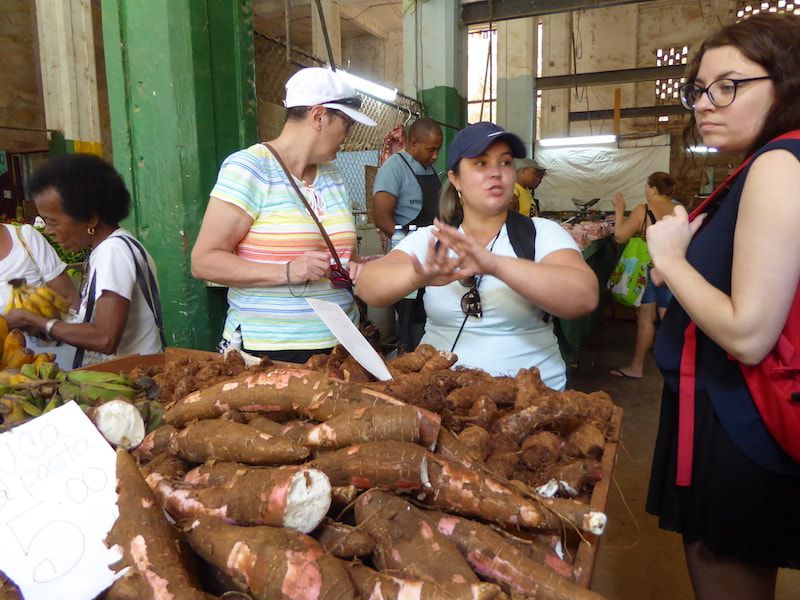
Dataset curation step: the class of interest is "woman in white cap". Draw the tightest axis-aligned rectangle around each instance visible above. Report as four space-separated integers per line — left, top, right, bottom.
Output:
356 122 597 389
192 67 376 363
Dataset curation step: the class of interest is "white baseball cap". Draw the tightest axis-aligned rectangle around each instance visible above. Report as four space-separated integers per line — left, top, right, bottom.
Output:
284 67 376 126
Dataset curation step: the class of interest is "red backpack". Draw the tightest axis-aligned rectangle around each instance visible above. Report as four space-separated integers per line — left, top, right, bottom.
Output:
676 130 800 486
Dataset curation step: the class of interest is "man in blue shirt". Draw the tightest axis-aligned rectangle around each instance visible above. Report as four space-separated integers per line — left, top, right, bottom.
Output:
372 118 442 352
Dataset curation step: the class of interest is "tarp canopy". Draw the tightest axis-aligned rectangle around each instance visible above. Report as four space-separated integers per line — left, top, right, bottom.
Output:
534 135 671 212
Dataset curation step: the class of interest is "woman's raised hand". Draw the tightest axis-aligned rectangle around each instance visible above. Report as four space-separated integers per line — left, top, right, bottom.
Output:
646 205 706 269
288 250 331 283
432 219 500 277
408 231 474 288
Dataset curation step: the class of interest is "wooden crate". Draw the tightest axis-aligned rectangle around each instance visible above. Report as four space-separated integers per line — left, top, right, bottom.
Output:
574 405 623 587
78 347 219 372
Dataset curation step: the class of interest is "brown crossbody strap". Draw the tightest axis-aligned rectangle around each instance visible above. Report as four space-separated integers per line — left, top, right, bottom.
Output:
263 143 345 271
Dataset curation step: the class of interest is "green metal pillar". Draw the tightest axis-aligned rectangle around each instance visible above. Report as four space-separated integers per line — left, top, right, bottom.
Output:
403 0 467 174
101 0 257 350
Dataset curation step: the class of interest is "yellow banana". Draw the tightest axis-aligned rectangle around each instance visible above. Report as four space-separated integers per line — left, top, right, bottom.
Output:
0 316 8 349
0 396 27 425
34 286 56 302
4 348 35 370
1 330 26 366
27 294 59 318
11 292 24 310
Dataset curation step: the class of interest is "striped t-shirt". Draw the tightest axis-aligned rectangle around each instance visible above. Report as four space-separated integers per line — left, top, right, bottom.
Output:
210 143 358 351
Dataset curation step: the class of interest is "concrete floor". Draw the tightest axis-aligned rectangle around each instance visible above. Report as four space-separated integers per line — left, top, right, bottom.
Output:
568 318 800 600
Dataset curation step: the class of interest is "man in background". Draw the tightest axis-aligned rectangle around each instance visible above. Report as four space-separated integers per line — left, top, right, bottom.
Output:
511 158 546 217
372 117 442 352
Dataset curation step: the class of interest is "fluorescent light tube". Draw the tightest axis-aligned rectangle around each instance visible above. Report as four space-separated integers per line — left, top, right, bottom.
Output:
338 70 397 102
539 135 617 147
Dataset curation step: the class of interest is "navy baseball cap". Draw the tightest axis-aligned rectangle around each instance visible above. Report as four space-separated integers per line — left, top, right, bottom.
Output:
446 122 527 171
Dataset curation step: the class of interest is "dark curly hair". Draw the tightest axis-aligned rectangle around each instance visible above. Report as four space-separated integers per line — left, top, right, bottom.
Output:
26 153 131 225
682 13 800 157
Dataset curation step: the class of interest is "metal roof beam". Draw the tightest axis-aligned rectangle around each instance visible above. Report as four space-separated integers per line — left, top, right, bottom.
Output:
461 0 662 25
536 64 686 90
568 104 687 121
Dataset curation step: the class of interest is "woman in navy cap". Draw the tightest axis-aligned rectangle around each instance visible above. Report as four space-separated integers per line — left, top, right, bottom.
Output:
357 122 597 389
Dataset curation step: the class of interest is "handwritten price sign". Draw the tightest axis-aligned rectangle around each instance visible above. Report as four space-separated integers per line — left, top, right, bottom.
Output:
0 402 122 600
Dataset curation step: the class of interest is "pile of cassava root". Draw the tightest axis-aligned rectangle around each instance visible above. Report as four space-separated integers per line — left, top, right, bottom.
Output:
2 346 620 600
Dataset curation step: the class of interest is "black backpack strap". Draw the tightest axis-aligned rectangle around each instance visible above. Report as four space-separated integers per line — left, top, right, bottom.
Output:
72 272 97 369
505 210 536 261
117 236 167 348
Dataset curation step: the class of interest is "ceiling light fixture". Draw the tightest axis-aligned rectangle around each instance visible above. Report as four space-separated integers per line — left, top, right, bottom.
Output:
539 134 617 147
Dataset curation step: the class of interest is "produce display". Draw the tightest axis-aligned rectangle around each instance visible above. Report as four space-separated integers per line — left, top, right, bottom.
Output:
0 345 621 600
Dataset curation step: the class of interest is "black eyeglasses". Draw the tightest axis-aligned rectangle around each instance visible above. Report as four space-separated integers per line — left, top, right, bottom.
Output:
679 76 771 110
331 96 363 109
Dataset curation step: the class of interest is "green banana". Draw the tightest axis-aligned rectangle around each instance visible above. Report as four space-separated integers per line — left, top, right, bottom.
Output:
18 398 42 417
36 362 60 381
43 395 61 413
80 382 139 403
57 382 82 402
19 364 39 380
67 370 136 387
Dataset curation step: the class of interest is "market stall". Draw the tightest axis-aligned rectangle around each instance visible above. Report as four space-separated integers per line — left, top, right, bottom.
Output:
0 344 621 600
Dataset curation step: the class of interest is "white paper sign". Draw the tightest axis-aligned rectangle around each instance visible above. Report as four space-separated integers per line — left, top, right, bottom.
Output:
0 401 122 600
307 298 393 381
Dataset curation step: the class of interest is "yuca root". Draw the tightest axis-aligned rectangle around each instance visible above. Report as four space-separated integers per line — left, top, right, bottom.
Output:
420 509 575 583
424 451 543 529
535 495 607 536
184 517 355 600
165 368 404 427
310 441 430 490
247 416 313 444
420 511 607 600
344 563 504 600
354 490 479 584
106 449 211 600
305 405 441 450
148 464 331 533
313 518 376 558
133 424 178 462
170 418 309 465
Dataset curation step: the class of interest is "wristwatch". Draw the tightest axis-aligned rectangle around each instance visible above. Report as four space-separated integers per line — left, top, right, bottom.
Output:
44 319 59 337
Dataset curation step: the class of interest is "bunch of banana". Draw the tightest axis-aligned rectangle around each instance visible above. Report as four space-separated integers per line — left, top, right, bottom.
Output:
5 279 70 317
58 369 140 406
0 360 66 426
0 330 35 370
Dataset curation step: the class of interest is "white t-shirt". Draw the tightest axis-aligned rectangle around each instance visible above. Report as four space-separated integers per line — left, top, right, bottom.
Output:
79 229 163 366
0 224 66 312
395 218 581 389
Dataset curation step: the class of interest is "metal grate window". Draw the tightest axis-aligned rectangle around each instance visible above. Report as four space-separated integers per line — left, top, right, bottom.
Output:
655 46 689 103
737 1 800 19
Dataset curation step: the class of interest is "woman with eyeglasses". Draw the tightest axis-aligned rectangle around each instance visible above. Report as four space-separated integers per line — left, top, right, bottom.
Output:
644 14 800 600
192 68 376 363
356 122 598 389
5 154 164 368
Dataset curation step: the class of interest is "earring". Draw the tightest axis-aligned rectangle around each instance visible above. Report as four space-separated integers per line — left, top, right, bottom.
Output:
456 189 462 199
87 226 95 235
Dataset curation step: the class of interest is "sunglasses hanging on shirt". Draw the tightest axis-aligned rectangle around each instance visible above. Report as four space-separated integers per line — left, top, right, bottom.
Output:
450 232 500 352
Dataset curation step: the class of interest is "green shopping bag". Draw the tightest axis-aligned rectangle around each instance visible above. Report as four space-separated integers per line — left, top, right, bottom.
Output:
607 236 650 307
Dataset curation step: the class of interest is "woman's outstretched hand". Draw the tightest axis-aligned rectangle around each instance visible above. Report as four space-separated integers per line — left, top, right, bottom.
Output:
408 227 475 288
432 219 500 278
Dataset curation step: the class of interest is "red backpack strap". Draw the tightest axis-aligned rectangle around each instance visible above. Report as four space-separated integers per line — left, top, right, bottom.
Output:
677 322 698 486
677 129 800 487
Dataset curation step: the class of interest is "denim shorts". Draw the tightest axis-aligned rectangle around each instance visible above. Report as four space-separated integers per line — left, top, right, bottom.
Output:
640 271 672 308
